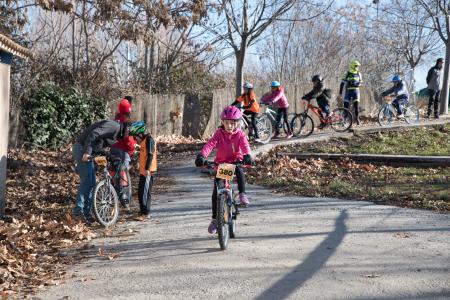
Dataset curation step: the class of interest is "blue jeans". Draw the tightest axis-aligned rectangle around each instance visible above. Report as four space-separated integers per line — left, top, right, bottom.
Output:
392 97 408 115
72 143 96 216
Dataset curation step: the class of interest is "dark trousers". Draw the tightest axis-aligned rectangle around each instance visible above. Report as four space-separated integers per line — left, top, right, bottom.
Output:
211 166 245 219
427 89 440 116
244 110 259 138
344 101 359 120
138 174 154 215
275 107 291 133
392 97 408 115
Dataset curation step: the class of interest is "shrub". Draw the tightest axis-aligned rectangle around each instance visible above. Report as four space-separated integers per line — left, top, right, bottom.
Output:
21 84 109 149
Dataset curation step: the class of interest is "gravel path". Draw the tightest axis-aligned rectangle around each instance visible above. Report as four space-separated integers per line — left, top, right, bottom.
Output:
39 163 449 300
38 119 450 300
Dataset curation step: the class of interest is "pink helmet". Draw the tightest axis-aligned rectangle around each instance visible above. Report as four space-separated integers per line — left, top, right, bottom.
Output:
220 105 242 120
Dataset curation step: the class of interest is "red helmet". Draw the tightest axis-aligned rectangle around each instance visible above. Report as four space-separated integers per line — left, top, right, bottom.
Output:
220 105 242 120
118 98 132 114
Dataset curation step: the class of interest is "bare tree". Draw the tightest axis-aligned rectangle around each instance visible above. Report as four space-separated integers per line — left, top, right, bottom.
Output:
207 0 301 97
376 0 440 93
416 0 450 114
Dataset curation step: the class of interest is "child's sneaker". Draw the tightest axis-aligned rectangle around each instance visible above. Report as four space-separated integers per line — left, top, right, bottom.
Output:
208 219 218 234
239 193 250 206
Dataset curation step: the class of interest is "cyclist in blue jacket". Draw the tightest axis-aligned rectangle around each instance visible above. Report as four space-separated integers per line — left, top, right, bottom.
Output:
381 75 409 118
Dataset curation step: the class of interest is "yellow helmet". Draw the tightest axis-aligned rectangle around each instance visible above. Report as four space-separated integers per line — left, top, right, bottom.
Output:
350 60 361 68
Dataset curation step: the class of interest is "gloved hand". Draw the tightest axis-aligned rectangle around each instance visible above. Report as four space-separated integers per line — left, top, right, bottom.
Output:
243 154 253 166
195 154 206 167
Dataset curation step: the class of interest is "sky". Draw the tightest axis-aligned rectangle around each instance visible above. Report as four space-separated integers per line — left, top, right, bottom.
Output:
213 0 444 91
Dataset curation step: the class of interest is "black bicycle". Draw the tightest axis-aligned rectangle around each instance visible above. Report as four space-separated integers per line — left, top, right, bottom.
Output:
90 154 132 227
204 161 249 250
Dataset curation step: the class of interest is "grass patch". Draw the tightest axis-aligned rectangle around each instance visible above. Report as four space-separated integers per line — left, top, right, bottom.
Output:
248 151 450 212
283 124 450 156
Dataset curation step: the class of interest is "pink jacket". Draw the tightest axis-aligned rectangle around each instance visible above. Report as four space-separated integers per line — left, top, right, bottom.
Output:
260 86 289 108
201 127 251 164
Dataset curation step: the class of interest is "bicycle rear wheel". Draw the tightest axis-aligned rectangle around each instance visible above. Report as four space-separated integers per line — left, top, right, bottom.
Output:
93 179 119 227
291 114 314 138
217 193 230 250
378 104 396 126
330 108 353 132
229 203 237 238
404 105 420 124
256 115 272 144
123 169 132 205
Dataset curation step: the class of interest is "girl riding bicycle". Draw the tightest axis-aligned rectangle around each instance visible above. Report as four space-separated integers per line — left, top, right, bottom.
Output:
195 105 253 234
232 82 260 140
260 81 293 139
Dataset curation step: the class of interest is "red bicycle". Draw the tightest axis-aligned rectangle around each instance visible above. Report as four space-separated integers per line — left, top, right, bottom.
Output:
290 101 353 137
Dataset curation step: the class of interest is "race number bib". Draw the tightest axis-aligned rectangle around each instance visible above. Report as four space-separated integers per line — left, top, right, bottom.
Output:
216 163 236 180
94 156 108 166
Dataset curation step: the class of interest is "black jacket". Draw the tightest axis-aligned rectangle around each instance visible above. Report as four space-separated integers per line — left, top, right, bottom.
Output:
302 82 332 104
76 120 122 155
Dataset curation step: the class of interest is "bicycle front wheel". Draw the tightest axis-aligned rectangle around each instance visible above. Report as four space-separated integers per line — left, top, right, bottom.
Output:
256 115 272 144
93 179 119 227
404 105 420 124
330 108 353 132
217 193 230 250
378 104 396 126
291 114 314 138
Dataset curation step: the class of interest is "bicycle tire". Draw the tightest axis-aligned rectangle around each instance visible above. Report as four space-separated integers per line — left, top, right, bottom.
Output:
404 105 420 124
256 115 272 144
282 113 296 135
291 114 314 138
123 169 132 206
93 179 119 227
378 104 396 126
217 193 229 250
330 108 353 132
229 204 237 238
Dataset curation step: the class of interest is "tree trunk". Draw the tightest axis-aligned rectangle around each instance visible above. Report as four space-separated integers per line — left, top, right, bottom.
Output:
235 38 247 99
440 41 450 115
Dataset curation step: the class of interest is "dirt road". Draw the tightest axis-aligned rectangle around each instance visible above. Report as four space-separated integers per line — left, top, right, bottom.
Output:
39 162 449 299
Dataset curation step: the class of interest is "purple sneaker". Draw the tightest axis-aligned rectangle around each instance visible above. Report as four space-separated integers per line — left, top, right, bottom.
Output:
239 193 250 206
208 219 218 234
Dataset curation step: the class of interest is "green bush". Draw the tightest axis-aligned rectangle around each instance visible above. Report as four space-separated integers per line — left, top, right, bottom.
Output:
21 84 109 149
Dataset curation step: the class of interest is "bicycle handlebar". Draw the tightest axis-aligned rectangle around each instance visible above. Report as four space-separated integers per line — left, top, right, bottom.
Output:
203 161 252 168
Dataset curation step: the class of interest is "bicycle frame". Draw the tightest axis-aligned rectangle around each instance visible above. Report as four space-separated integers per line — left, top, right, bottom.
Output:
302 102 326 123
216 179 238 214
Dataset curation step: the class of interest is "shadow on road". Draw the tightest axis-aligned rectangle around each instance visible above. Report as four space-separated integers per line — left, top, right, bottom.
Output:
255 209 348 300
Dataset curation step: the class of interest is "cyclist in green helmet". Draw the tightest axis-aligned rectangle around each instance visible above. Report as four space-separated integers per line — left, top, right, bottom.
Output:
338 60 363 125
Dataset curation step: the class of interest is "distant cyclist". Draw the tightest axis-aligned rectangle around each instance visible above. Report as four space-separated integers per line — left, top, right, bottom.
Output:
302 75 333 129
260 81 293 139
195 105 253 234
232 82 260 140
338 60 362 125
381 75 409 118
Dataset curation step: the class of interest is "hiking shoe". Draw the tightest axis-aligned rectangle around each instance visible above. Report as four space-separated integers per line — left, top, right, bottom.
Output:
286 133 293 139
72 213 86 223
239 193 250 206
85 214 96 225
208 219 218 234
